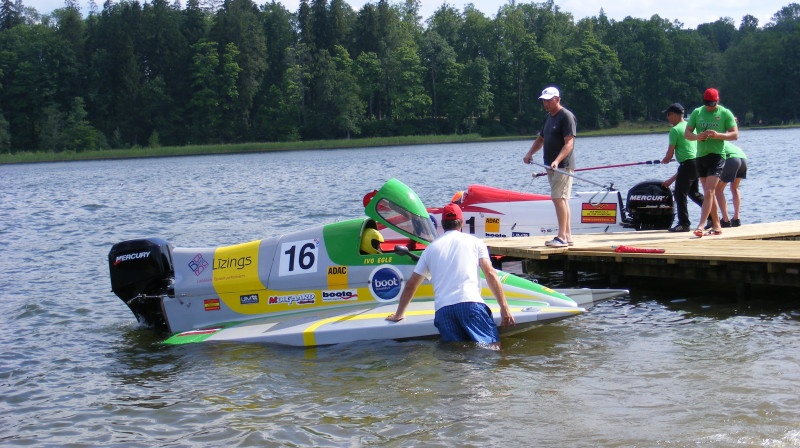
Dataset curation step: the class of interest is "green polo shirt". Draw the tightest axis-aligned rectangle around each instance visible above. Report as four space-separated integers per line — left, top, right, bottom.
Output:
723 142 746 159
687 104 737 157
669 121 697 163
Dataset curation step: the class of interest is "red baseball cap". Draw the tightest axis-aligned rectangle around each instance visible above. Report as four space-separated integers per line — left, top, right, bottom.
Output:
703 88 719 101
442 203 463 221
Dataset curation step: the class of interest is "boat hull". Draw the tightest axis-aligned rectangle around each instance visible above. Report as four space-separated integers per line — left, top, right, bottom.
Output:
162 299 585 346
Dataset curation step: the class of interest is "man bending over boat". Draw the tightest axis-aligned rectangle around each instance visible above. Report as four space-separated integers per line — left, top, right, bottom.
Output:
386 203 515 348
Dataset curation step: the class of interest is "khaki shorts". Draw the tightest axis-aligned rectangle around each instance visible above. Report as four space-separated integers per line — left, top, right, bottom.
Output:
548 169 574 199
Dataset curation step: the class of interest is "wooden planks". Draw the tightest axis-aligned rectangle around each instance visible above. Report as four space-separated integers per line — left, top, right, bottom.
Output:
485 220 800 264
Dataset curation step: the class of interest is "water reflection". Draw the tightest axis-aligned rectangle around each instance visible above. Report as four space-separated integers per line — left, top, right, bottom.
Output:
108 325 192 388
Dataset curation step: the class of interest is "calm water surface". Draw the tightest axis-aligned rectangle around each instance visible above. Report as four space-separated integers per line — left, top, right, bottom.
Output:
2 129 800 446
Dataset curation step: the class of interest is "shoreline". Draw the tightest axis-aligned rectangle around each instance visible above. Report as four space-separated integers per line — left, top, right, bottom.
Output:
1 122 794 165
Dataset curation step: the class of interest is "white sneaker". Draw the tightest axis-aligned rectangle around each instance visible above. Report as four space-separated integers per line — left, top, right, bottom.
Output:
545 237 568 247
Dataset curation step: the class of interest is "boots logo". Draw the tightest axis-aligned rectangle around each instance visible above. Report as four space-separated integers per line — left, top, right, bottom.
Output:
322 289 358 302
369 266 404 301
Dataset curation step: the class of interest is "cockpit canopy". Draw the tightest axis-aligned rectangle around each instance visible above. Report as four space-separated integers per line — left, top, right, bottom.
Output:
364 179 438 244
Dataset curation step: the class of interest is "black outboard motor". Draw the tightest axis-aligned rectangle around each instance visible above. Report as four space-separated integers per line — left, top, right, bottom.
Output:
108 238 174 328
626 181 675 230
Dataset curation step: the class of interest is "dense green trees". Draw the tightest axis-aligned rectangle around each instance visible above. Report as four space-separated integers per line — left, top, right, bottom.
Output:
0 0 798 153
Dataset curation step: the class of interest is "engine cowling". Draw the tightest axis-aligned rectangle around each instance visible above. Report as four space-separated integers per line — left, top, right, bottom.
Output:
626 181 674 230
108 238 173 328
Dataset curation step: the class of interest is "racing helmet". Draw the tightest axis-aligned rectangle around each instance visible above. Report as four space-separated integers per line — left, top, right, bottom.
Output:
360 228 384 254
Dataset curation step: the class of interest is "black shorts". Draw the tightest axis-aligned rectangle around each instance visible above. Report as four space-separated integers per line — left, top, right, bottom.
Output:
696 153 725 178
720 158 747 183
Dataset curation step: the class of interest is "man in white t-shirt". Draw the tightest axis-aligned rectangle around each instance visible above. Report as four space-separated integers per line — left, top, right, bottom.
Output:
386 203 515 348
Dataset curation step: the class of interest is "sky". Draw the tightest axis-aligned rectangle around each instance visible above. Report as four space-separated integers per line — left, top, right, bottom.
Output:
24 0 792 30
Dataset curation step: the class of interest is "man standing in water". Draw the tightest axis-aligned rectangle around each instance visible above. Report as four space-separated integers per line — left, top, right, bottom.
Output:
523 87 577 247
684 88 739 237
386 203 515 349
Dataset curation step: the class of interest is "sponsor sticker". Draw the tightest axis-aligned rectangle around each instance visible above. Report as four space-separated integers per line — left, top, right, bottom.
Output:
485 217 500 233
189 253 209 276
322 289 358 302
204 299 220 311
369 265 404 301
240 294 259 305
327 265 348 288
581 202 617 224
214 255 252 270
212 240 264 293
267 293 316 306
114 251 150 266
629 195 666 201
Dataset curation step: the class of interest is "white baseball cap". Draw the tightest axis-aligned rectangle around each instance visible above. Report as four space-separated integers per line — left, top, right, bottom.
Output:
538 87 560 100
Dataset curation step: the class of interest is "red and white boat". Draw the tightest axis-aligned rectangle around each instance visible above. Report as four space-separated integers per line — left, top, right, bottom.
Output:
369 181 675 241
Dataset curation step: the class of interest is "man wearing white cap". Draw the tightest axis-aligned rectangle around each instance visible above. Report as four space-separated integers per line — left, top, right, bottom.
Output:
523 86 577 247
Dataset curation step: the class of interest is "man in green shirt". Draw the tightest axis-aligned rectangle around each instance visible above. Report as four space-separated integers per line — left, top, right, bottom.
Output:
684 88 739 236
661 103 703 232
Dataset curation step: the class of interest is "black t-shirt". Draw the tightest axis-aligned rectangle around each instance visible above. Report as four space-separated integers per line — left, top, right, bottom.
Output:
540 108 577 169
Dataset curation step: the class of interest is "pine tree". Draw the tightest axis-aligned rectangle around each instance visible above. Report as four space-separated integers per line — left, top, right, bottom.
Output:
1 0 21 30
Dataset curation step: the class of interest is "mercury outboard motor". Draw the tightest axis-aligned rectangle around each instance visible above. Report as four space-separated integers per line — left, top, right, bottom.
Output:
108 238 174 328
626 181 674 230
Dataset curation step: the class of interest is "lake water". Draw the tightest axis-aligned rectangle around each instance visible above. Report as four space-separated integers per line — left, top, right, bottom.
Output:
2 129 800 447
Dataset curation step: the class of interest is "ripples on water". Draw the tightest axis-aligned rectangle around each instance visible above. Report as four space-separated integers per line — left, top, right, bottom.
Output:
2 130 800 446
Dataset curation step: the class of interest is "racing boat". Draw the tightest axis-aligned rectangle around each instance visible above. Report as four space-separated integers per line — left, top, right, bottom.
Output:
108 179 627 347
371 180 676 241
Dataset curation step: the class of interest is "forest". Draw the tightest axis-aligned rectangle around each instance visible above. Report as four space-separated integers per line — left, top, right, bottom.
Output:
0 0 799 153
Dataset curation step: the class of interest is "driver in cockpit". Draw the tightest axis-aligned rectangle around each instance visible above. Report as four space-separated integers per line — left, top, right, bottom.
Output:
360 227 384 255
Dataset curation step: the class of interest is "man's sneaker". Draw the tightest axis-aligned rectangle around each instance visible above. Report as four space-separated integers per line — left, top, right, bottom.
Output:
721 220 732 228
668 224 691 232
731 219 741 227
545 237 569 247
704 218 712 230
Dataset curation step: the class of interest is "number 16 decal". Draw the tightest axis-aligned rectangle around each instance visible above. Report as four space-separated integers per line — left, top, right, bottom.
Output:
279 239 319 276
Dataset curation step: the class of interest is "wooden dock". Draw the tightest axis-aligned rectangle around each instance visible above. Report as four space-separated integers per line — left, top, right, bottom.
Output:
485 220 800 292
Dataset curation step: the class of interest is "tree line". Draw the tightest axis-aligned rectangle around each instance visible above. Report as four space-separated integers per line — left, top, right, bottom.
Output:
0 0 798 153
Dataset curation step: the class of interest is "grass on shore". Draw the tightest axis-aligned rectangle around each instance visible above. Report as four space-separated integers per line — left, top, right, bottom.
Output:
1 134 492 164
3 120 792 165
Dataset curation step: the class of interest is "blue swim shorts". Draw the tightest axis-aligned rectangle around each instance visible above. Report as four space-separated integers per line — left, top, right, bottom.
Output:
434 302 499 345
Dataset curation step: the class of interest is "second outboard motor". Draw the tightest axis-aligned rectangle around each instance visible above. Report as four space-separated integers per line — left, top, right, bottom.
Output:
626 181 674 230
108 238 174 328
